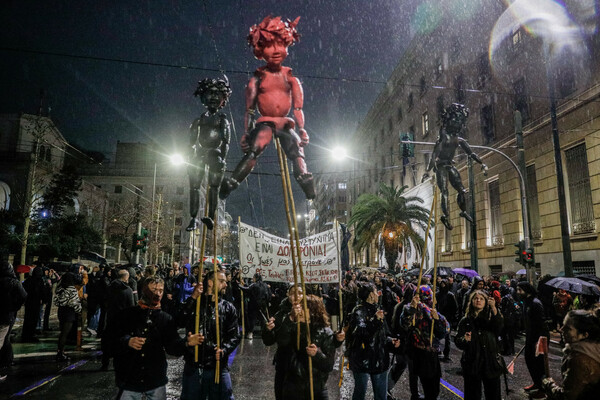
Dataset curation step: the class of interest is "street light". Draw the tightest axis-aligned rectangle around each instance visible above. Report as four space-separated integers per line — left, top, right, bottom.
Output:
169 153 185 166
331 146 348 162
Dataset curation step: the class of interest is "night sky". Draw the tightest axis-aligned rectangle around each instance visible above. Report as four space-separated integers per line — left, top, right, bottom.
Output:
1 0 419 230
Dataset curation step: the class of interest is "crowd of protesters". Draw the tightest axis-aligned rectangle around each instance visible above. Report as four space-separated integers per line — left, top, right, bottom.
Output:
2 259 600 399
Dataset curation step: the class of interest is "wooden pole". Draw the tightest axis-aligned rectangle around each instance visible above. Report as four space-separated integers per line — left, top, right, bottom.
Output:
238 216 245 337
274 139 301 348
213 214 220 384
276 137 314 400
195 192 210 362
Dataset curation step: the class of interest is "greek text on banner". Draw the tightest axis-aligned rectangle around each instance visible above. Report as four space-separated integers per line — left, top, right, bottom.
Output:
238 221 340 283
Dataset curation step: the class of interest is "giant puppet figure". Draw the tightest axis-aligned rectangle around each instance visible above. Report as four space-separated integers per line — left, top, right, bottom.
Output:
219 16 316 200
186 77 232 231
423 103 488 230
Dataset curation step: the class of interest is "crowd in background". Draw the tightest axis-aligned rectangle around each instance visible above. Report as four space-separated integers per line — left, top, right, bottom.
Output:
2 260 600 399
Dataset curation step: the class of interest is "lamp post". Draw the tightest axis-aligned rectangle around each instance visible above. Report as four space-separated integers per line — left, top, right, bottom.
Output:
149 153 184 265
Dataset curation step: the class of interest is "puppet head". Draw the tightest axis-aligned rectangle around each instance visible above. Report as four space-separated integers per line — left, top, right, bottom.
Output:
441 103 469 134
247 16 300 63
194 76 232 112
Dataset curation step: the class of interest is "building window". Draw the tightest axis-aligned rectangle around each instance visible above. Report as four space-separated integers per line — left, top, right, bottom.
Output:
489 265 502 275
444 203 452 252
408 92 414 110
565 143 595 234
397 106 403 122
487 179 504 246
526 165 542 240
435 58 443 79
512 26 523 48
419 76 427 96
463 190 472 250
477 53 491 88
436 95 445 120
454 73 466 104
338 195 346 203
388 117 393 133
422 111 430 137
381 128 385 141
557 65 576 98
176 186 184 195
174 235 181 243
480 105 495 144
114 185 123 194
572 261 596 276
175 217 182 226
338 182 347 190
45 148 52 162
174 201 184 210
514 78 529 124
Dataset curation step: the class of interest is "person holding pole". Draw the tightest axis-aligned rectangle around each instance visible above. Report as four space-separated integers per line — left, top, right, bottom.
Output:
178 269 240 400
347 282 401 400
276 295 337 400
399 285 449 400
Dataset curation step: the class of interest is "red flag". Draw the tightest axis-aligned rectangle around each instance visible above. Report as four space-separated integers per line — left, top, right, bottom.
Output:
535 336 548 357
507 362 514 375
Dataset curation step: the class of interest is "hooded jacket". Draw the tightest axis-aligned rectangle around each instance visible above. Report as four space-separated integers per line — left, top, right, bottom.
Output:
543 340 600 400
175 264 195 303
346 301 395 374
0 262 27 325
107 279 135 325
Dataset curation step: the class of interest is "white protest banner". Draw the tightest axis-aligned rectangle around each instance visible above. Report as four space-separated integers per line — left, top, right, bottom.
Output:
238 221 340 283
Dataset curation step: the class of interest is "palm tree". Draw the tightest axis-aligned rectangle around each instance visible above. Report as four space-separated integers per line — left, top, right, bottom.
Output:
349 184 430 270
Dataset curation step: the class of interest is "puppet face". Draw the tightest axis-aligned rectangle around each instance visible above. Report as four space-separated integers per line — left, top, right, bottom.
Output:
261 39 289 66
201 87 227 112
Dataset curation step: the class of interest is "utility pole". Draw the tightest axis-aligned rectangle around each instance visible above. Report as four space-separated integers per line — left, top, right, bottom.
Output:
467 157 478 273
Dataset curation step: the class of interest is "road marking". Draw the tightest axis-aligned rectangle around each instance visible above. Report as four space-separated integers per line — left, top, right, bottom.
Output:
11 351 101 397
440 378 464 399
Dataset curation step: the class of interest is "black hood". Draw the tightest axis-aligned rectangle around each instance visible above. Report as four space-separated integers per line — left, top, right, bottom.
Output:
0 261 16 278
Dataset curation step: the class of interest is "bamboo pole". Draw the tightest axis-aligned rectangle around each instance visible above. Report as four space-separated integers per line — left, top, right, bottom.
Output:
275 137 314 400
213 213 221 384
195 191 210 362
274 139 301 349
238 216 245 337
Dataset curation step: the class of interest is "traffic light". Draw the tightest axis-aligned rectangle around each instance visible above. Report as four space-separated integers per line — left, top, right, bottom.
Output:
131 233 144 252
524 247 534 265
140 228 149 253
400 132 415 158
514 240 525 265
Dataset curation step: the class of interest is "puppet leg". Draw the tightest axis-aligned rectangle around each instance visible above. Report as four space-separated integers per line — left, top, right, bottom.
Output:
280 128 315 199
448 166 473 223
219 125 272 199
436 167 453 230
187 163 206 231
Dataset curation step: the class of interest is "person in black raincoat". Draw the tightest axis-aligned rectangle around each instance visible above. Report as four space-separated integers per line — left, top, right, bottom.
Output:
240 272 271 339
110 276 202 399
347 282 400 400
21 266 45 342
276 294 337 400
178 269 240 400
455 290 504 400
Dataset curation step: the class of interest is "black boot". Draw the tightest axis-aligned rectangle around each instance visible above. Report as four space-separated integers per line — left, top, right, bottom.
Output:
200 217 214 230
56 351 70 362
441 215 453 230
296 173 316 199
460 210 473 223
186 218 199 232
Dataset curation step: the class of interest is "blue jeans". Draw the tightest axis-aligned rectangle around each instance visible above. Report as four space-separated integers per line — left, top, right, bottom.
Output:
352 370 388 400
119 385 166 400
181 367 234 400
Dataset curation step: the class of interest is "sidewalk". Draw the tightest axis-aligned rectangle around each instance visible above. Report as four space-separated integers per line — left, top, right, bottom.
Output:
9 308 101 363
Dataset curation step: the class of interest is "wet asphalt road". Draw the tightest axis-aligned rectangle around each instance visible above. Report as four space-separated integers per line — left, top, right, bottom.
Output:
1 328 562 400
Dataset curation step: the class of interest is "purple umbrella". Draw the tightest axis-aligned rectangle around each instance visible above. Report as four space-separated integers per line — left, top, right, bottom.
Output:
452 268 479 278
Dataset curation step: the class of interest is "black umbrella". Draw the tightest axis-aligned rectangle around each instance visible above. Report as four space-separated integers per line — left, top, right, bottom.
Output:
405 267 422 277
576 274 600 286
545 277 600 296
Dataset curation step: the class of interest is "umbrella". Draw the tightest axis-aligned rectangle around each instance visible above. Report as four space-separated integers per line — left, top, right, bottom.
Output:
424 266 455 277
517 268 539 276
15 265 33 274
405 267 422 277
576 274 600 286
545 277 600 296
452 268 479 278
